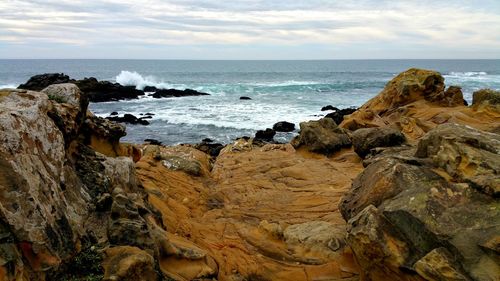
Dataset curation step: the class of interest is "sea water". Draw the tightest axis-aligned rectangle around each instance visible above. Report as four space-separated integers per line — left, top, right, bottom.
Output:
1 59 499 145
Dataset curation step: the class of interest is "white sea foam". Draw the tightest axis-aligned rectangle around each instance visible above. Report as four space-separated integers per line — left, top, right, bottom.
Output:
115 71 176 90
448 71 487 77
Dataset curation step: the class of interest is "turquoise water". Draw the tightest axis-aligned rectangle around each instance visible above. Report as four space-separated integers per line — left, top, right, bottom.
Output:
1 60 499 144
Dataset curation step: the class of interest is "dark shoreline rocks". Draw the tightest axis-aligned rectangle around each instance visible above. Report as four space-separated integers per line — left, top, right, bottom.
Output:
17 73 209 103
254 128 276 142
324 108 357 125
240 96 252 100
106 114 150 125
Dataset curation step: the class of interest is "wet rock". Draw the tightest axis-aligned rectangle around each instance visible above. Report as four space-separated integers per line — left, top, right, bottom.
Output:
291 118 351 155
324 108 357 125
272 121 295 132
321 105 338 111
151 88 209 98
143 86 158 92
110 111 118 116
240 96 252 100
351 126 406 158
106 114 150 125
202 138 213 143
17 73 70 91
415 123 500 196
75 77 145 102
194 141 225 157
144 139 162 145
255 128 276 142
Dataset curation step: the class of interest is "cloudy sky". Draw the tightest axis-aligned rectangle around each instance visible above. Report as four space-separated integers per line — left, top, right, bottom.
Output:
1 0 499 59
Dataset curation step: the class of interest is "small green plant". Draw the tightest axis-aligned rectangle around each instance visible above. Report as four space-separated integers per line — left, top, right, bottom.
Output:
48 94 66 103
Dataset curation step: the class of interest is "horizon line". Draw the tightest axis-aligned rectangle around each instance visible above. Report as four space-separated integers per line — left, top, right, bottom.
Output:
1 58 499 61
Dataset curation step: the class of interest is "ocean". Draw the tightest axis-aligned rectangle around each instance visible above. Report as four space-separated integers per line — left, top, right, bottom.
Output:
1 59 499 145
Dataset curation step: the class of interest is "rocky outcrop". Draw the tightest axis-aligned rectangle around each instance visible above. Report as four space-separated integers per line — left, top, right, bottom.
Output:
340 123 500 281
321 105 338 111
415 123 499 196
472 89 500 111
351 126 406 158
273 121 295 132
17 73 70 91
341 69 500 140
75 77 145 102
291 118 351 155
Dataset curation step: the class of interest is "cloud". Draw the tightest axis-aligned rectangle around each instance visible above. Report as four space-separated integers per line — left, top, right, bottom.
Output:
0 0 499 58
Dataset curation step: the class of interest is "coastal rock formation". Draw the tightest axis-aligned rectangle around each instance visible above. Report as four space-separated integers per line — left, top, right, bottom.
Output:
17 73 70 91
254 128 276 142
351 126 406 158
340 68 499 139
340 123 500 281
291 118 351 155
106 113 150 125
472 89 500 110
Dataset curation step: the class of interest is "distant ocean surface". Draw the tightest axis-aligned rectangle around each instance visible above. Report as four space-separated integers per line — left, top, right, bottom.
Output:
1 59 499 145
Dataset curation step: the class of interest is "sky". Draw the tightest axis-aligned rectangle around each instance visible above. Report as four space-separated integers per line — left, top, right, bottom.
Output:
0 0 499 59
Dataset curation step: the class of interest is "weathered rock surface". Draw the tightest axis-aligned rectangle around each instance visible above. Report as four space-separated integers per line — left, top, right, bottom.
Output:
351 126 406 158
415 123 500 196
340 123 500 281
291 118 351 155
75 77 145 102
472 89 500 111
341 68 500 139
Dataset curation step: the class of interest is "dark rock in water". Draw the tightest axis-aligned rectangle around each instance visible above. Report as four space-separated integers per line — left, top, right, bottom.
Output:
351 127 406 158
110 111 119 116
144 139 162 145
321 105 339 111
144 113 155 116
202 138 214 143
255 128 276 142
240 96 252 100
106 114 150 125
291 118 351 155
194 141 225 157
325 108 357 125
75 77 145 102
151 88 209 98
18 73 71 91
272 121 295 132
140 116 153 120
143 86 158 92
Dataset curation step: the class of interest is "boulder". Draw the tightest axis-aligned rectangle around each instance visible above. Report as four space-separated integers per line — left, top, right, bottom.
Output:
340 124 500 280
42 83 88 110
240 96 252 100
194 140 225 157
324 108 357 125
321 105 339 111
351 126 406 158
272 121 295 132
151 88 209 98
17 73 70 91
291 118 351 155
415 123 500 196
255 128 276 142
472 89 500 110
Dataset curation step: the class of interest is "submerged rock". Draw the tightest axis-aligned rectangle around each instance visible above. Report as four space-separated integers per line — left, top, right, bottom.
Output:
240 96 252 100
321 105 339 111
291 118 351 155
106 113 150 125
